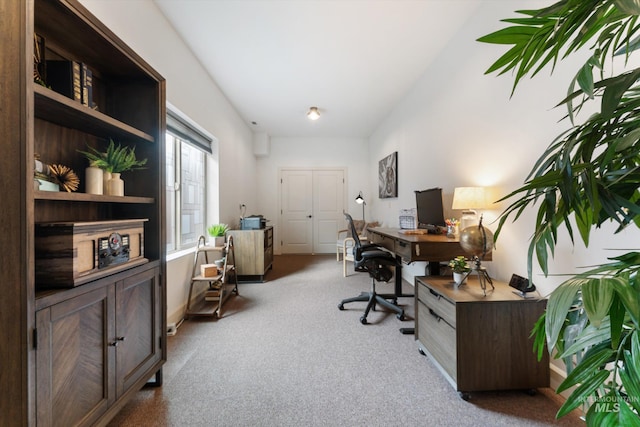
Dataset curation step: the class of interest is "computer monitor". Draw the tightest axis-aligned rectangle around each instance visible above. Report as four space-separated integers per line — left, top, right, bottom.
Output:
415 188 445 229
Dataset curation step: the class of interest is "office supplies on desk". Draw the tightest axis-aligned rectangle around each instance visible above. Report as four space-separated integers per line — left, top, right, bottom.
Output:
399 208 417 229
398 229 427 235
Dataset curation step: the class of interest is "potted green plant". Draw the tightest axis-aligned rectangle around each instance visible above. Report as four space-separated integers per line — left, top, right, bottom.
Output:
207 224 228 247
480 1 640 424
79 139 147 196
449 256 470 286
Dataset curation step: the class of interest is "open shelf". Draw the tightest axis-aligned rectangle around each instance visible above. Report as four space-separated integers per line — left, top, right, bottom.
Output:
183 298 219 317
34 84 155 143
35 190 155 204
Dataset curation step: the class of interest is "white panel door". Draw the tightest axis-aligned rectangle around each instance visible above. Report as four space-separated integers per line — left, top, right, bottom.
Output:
279 168 345 254
313 169 345 253
280 170 313 253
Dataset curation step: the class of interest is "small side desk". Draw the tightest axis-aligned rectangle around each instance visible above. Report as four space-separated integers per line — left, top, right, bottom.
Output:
415 276 549 399
366 227 489 296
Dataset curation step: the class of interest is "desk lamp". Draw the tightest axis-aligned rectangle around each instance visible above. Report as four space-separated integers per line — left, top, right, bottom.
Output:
355 192 366 222
452 187 487 231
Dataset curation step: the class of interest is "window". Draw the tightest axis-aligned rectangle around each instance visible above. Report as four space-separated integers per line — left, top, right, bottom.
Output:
166 107 214 253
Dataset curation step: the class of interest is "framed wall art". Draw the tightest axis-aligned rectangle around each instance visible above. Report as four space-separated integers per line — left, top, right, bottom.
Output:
378 151 398 198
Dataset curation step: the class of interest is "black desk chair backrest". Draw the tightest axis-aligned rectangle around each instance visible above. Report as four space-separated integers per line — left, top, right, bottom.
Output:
344 212 394 281
345 212 368 263
339 213 404 323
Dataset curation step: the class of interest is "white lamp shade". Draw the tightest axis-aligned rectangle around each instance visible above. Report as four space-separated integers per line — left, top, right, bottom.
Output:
452 187 487 210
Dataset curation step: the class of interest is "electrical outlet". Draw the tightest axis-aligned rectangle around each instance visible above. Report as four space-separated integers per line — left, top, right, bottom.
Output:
167 323 177 336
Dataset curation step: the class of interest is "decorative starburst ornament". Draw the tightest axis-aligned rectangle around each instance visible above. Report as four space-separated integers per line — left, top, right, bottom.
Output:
49 164 79 192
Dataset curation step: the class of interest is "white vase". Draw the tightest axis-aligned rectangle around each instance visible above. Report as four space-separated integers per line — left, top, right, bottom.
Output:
453 272 467 286
103 171 112 194
213 236 226 247
85 166 103 195
107 172 124 196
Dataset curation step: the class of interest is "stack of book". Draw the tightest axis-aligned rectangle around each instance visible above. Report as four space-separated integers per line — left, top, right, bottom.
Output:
204 289 221 302
46 60 94 108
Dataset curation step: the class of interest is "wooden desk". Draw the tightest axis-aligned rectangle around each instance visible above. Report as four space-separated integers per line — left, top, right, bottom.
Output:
367 227 489 296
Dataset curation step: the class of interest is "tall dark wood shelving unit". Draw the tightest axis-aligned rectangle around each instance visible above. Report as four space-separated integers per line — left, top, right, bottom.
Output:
0 0 166 425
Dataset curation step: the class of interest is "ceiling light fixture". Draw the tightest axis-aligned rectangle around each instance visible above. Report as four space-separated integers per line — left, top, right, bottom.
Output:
307 106 320 120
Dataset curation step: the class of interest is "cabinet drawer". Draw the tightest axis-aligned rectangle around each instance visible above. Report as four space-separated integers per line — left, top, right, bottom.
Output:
371 233 395 251
265 227 273 248
418 299 457 381
394 239 411 261
417 280 456 327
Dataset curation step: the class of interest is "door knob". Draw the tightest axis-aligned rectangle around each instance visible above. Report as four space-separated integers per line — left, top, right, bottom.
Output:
307 215 312 218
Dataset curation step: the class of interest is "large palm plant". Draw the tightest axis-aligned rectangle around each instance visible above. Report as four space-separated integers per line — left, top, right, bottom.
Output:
479 1 640 424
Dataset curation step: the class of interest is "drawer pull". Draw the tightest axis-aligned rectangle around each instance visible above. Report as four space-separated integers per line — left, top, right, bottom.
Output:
398 241 407 247
429 288 441 300
428 308 442 322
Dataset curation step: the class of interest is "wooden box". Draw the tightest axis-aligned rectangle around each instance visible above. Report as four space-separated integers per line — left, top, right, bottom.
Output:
35 219 148 288
200 264 219 277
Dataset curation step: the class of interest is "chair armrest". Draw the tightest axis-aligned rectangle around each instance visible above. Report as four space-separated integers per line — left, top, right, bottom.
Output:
342 237 355 252
337 229 348 239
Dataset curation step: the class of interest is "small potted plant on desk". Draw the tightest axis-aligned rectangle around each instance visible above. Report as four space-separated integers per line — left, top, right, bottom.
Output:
449 256 470 286
207 223 229 247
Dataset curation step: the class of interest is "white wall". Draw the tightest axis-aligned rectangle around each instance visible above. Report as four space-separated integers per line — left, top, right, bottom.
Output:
78 0 640 324
256 136 369 254
79 0 257 324
368 0 640 295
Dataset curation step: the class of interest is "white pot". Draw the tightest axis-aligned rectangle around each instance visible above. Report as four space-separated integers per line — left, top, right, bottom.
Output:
213 236 225 247
453 272 467 286
85 166 103 195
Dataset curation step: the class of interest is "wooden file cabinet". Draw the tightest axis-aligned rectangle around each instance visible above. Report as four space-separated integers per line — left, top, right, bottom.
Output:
227 226 273 281
415 276 549 399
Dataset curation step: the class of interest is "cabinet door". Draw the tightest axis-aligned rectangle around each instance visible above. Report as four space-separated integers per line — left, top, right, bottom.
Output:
36 286 115 427
115 267 162 396
228 230 263 275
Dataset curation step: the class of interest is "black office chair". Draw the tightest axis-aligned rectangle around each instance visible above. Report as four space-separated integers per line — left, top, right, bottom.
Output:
338 213 405 324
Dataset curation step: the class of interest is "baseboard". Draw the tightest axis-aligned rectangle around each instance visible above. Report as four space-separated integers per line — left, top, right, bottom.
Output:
550 363 570 398
167 304 187 331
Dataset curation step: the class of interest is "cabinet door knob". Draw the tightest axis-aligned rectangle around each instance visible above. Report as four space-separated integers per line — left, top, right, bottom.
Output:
109 336 126 346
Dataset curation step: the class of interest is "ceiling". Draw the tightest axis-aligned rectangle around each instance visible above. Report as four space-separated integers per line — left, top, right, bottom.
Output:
154 0 480 138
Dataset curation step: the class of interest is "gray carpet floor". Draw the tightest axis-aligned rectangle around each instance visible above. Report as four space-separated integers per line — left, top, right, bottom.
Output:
108 254 583 426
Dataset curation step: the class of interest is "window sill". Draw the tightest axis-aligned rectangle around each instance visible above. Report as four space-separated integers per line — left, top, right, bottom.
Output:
167 246 196 262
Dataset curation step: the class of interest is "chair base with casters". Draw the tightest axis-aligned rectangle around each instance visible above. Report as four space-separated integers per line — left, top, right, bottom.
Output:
338 255 405 324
